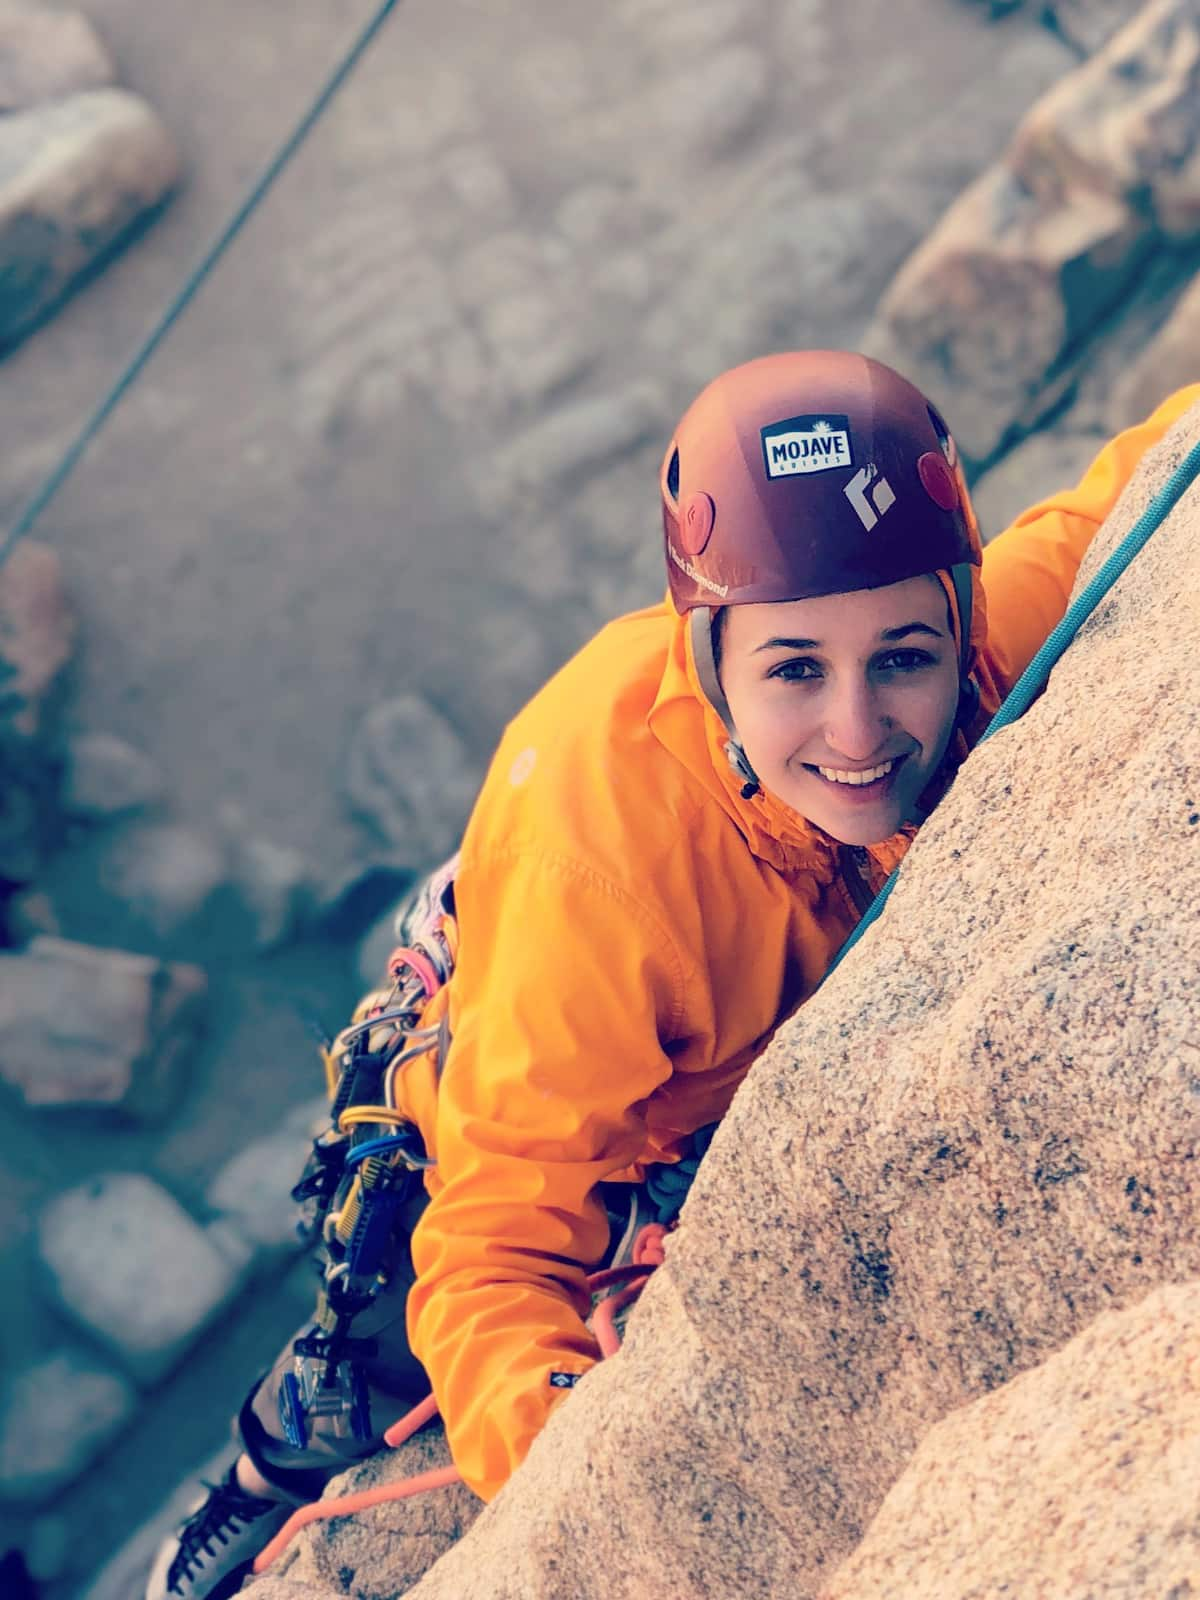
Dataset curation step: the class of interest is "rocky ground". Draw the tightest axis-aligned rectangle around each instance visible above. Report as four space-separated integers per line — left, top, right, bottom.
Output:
0 0 1188 1595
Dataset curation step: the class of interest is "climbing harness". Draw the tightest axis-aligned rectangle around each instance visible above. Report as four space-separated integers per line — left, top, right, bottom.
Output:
251 837 676 1571
282 856 458 1453
825 433 1200 977
0 0 406 573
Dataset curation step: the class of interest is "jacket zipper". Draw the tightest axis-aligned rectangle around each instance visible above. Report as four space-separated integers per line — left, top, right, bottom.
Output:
840 846 876 918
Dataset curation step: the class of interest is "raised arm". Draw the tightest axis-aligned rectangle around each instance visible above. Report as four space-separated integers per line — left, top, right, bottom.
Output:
980 385 1200 691
407 843 687 1501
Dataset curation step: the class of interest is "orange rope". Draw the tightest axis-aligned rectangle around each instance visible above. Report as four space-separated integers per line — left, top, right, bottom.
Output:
382 1390 440 1448
252 1465 462 1572
592 1279 651 1358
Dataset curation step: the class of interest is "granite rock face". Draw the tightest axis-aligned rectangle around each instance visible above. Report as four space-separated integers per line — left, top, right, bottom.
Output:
255 1426 481 1598
244 402 1200 1596
825 1280 1200 1598
867 0 1200 464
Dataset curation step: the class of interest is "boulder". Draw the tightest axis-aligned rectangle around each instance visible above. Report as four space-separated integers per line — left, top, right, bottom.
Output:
0 539 73 879
0 935 205 1118
968 0 1139 57
38 1173 247 1386
0 538 73 741
218 803 312 952
1044 1 1140 55
825 1281 1200 1597
94 820 229 944
59 730 165 820
865 0 1200 464
0 87 179 349
245 401 1200 1597
207 1129 311 1255
1012 0 1200 239
344 695 482 867
0 4 115 113
0 1347 135 1503
496 380 667 492
1049 2 1145 56
1109 266 1200 431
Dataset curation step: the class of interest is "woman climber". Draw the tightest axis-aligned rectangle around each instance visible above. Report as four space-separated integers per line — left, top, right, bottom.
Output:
148 351 1197 1600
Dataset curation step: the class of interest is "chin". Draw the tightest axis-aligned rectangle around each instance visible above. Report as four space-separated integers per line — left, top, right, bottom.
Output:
812 811 898 847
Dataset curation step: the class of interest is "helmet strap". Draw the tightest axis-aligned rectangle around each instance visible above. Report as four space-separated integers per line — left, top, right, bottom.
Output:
948 561 978 731
949 561 973 681
689 607 761 799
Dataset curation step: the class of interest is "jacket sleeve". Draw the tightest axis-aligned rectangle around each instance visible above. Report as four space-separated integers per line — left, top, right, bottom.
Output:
406 843 686 1501
980 385 1200 690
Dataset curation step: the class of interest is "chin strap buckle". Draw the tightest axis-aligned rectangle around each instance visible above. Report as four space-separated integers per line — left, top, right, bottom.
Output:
725 739 760 799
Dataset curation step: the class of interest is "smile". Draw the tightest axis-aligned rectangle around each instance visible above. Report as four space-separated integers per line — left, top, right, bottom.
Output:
804 755 907 793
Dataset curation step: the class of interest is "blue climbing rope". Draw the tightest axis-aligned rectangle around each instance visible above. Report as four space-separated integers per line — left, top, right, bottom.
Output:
0 0 405 573
826 432 1200 976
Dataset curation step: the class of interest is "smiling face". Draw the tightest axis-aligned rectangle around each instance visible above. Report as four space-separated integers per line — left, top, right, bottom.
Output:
716 575 962 845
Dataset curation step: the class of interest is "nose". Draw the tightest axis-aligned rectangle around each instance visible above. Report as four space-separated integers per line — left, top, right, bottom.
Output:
822 674 893 762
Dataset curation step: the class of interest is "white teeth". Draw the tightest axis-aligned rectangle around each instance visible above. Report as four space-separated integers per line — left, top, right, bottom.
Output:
816 759 896 787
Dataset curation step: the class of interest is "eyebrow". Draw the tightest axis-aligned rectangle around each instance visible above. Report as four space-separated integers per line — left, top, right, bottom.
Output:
753 622 946 653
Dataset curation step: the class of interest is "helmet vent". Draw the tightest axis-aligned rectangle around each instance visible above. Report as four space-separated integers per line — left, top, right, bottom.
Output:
927 404 958 469
666 446 680 505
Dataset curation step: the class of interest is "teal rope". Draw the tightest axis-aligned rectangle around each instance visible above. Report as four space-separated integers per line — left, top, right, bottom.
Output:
826 432 1200 975
0 0 405 572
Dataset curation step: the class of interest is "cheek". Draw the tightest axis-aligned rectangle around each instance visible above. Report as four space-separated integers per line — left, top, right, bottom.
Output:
912 669 961 757
730 682 815 767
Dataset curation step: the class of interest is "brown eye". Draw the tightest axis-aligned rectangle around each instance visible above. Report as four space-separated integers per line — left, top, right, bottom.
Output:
769 659 822 682
877 650 934 673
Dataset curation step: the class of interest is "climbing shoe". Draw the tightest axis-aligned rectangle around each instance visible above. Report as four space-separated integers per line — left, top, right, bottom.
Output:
144 1462 292 1600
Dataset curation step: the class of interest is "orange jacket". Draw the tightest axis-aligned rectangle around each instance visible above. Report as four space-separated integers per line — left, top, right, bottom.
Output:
393 387 1198 1501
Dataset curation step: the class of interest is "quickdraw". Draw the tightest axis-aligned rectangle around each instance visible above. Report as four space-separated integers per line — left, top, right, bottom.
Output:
282 856 459 1453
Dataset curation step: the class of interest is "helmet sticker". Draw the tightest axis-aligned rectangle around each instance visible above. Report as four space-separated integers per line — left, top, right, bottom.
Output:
844 464 896 531
761 414 853 480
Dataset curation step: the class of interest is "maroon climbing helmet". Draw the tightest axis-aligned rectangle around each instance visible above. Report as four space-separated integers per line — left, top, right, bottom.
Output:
660 350 981 612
